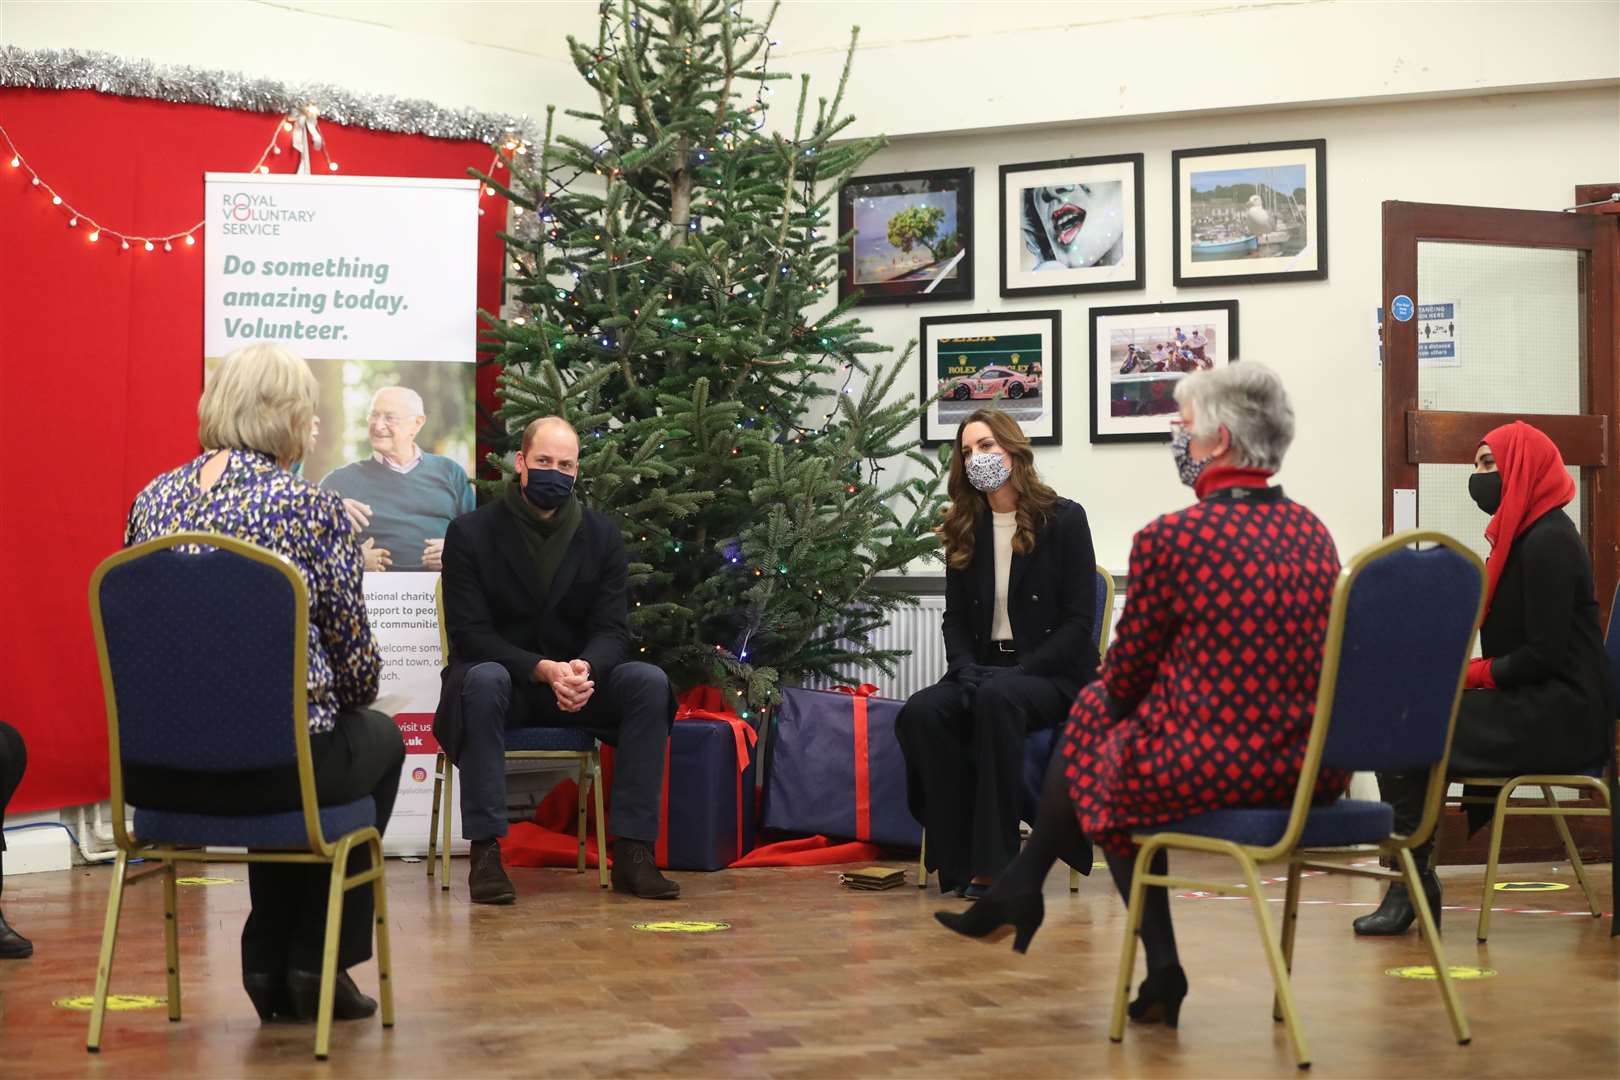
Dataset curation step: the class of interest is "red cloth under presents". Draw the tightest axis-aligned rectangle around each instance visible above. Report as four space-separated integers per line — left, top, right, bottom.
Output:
1061 487 1353 855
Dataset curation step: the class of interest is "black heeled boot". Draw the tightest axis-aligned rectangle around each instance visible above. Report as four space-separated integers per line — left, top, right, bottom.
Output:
1128 964 1189 1027
934 891 1045 953
1352 871 1442 937
286 969 378 1022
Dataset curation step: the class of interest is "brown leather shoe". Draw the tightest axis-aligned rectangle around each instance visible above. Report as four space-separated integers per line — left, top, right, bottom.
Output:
611 839 680 900
468 839 516 905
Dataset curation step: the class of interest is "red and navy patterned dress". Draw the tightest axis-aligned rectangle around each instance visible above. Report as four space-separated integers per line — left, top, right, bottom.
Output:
1061 483 1351 854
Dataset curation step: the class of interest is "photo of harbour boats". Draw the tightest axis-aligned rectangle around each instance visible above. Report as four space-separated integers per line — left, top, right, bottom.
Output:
1188 164 1308 262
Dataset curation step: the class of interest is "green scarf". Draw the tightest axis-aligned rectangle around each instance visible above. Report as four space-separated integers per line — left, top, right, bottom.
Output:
504 478 582 596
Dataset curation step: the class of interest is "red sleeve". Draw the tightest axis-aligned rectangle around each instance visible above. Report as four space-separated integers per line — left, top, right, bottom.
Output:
1464 656 1497 690
1102 516 1180 713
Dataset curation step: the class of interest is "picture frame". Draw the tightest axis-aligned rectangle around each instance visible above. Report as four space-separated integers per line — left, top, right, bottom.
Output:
999 153 1145 298
1088 300 1238 444
1171 139 1326 287
920 310 1061 447
838 168 974 307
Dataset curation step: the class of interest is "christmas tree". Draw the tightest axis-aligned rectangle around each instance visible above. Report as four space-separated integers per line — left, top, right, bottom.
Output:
481 0 946 715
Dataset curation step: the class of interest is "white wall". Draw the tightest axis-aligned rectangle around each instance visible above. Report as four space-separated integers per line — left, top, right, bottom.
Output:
3 0 1616 575
850 86 1620 574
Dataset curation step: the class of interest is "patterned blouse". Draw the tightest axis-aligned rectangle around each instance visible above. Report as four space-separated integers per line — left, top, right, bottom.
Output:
125 449 381 733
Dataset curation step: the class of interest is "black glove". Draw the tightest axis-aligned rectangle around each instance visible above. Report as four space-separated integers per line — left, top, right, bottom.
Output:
956 663 1021 689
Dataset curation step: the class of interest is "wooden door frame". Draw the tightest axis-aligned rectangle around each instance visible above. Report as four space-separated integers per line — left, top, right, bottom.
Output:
1381 200 1617 620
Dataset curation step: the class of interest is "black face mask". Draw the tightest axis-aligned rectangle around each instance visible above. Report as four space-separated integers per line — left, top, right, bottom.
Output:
1468 471 1502 515
523 467 575 510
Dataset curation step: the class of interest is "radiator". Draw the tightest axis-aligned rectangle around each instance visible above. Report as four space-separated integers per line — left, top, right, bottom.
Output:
805 584 1128 701
807 595 947 699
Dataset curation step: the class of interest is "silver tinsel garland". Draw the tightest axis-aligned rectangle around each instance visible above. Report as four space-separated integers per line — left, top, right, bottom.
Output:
0 46 534 144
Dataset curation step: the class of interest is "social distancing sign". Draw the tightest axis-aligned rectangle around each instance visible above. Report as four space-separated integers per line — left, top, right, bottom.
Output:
632 920 731 934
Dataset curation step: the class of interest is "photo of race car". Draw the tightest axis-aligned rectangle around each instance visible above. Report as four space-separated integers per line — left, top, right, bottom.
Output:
938 365 1041 401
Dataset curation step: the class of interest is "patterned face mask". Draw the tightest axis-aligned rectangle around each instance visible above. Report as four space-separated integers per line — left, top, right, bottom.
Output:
1171 430 1212 488
965 451 1012 493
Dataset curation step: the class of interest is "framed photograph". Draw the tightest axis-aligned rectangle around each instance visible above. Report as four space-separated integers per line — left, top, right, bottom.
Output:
839 168 973 306
1088 301 1238 444
999 153 1144 297
1171 139 1326 287
920 310 1060 447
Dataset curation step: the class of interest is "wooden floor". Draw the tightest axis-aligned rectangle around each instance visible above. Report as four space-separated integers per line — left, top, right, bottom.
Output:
1 851 1615 1078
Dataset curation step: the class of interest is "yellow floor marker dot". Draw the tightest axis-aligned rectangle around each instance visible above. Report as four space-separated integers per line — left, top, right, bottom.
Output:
1493 881 1569 892
176 876 240 886
1385 965 1496 981
632 920 730 933
54 994 167 1011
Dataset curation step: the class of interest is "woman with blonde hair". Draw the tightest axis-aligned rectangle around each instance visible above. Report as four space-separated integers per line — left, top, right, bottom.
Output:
896 409 1100 898
123 343 404 1024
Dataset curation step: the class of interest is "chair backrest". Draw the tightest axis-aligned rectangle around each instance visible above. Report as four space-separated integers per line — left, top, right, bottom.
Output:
1315 533 1485 773
89 533 317 843
1093 565 1116 654
1603 580 1620 715
1269 531 1484 855
435 574 450 666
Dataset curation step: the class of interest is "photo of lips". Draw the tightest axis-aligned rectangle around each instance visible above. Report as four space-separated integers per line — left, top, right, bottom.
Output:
999 154 1142 298
1024 182 1123 270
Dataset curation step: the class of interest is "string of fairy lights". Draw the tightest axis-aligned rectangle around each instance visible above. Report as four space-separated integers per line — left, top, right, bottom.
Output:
1 104 516 255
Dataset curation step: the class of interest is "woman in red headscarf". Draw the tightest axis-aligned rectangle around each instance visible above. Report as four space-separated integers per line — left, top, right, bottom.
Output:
1355 420 1617 936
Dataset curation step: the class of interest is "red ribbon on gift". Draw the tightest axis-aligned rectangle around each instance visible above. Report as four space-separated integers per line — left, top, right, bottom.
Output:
655 686 759 867
831 684 880 842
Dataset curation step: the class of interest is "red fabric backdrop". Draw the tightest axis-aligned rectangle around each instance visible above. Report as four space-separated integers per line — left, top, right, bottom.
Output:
0 88 505 813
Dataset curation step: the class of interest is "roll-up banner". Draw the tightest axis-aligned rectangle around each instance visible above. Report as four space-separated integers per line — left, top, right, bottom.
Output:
204 173 479 855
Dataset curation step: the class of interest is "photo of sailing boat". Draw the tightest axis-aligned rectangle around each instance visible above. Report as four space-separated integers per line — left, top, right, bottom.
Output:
1171 139 1326 286
1188 165 1308 262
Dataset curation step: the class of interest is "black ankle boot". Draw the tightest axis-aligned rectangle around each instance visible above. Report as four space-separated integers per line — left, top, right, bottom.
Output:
286 969 377 1022
243 970 295 1021
1352 872 1442 936
0 908 32 960
1128 964 1189 1027
611 839 679 899
934 891 1045 953
468 838 516 905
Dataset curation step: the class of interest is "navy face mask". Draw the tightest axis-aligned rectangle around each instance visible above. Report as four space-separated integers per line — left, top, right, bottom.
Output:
523 467 575 510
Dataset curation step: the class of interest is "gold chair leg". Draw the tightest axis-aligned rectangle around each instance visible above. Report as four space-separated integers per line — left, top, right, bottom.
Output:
369 834 396 1030
1273 860 1303 1023
427 752 444 879
1069 866 1081 893
440 760 454 892
1107 842 1151 1043
313 837 353 1061
592 753 609 889
1400 847 1470 1044
1237 854 1309 1068
86 849 131 1053
1476 783 1515 942
917 831 927 889
1542 785 1601 918
162 858 182 1022
576 757 589 875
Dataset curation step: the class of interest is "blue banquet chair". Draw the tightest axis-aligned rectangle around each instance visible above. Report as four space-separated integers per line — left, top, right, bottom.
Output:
86 533 394 1061
1106 531 1486 1069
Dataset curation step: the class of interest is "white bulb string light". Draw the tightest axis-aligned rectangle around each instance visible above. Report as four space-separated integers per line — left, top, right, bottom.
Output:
0 106 344 252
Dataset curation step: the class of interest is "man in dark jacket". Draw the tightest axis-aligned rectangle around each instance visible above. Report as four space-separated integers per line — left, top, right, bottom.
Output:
433 416 678 903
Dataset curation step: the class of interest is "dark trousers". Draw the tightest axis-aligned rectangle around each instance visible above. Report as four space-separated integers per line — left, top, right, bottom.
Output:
895 670 1073 890
125 708 404 974
455 661 674 844
0 721 26 889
